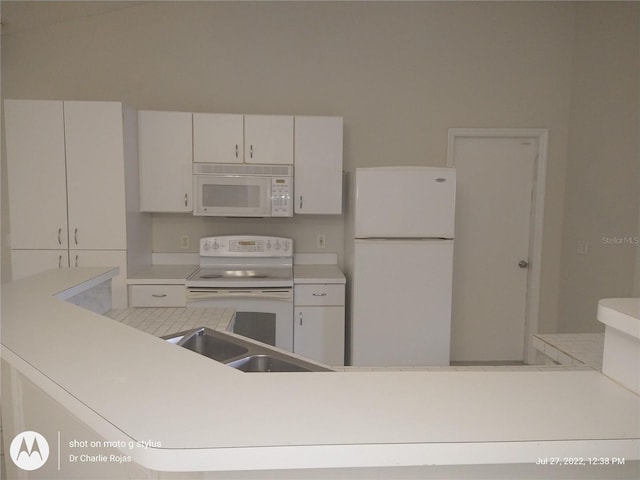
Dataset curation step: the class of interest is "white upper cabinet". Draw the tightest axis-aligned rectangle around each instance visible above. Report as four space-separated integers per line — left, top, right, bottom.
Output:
138 110 193 212
193 113 244 163
294 116 343 214
5 100 69 249
64 101 127 249
244 115 294 164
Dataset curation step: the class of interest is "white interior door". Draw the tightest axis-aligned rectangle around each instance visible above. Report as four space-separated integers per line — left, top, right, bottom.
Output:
449 136 537 362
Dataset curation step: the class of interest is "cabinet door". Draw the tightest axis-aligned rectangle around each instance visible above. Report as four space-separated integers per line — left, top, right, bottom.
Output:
244 115 293 164
64 101 127 249
11 249 69 281
294 116 343 214
193 113 244 163
71 250 128 309
4 100 69 249
139 110 193 212
294 306 345 365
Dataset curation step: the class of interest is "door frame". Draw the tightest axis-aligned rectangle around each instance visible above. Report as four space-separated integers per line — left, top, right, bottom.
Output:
446 128 548 364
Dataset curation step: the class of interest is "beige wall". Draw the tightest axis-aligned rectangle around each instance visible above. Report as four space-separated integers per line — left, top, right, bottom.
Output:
558 3 640 332
1 1 637 334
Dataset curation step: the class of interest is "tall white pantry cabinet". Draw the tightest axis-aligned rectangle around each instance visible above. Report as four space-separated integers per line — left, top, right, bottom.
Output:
4 99 151 308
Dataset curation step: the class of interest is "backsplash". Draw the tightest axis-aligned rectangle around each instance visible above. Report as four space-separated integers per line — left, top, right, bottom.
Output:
151 214 345 264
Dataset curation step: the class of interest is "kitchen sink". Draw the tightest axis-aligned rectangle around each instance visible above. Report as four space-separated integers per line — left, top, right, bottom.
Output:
177 328 249 362
227 355 315 372
163 327 332 373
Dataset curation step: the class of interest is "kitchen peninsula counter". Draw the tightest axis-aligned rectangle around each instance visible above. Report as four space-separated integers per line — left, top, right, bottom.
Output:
2 269 639 479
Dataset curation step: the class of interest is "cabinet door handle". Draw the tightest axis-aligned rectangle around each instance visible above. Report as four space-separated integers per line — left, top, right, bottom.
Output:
250 145 254 159
58 227 62 245
299 195 303 209
152 294 168 298
58 255 63 268
184 193 188 207
74 228 78 245
74 254 79 267
312 293 327 297
299 312 303 326
235 144 239 158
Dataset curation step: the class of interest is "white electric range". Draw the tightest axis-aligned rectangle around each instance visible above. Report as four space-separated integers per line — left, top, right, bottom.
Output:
186 235 294 351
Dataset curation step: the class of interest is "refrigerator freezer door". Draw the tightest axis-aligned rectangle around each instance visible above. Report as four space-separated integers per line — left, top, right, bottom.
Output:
351 239 453 366
355 167 456 238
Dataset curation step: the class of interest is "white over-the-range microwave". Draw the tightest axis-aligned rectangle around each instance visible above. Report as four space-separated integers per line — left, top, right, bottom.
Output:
193 163 293 217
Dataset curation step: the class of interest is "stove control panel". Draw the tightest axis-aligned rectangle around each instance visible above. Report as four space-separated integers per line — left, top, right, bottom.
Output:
199 235 293 257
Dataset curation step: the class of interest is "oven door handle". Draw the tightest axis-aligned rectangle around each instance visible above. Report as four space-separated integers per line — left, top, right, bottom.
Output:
187 289 292 301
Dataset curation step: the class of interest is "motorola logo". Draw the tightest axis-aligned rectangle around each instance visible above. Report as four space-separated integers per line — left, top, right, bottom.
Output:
10 431 50 471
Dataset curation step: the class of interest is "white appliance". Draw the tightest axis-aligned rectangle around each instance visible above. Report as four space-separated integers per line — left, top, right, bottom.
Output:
186 235 294 351
351 166 456 366
193 163 293 217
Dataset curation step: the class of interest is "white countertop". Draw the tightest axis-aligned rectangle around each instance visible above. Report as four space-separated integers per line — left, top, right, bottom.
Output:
598 298 640 339
127 264 198 284
293 263 346 284
127 262 346 285
2 269 639 474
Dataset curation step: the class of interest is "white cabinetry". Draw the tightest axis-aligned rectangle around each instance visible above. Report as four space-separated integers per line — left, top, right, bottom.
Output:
11 250 69 280
129 284 186 307
5 99 149 308
294 116 343 214
193 113 293 165
294 284 345 365
5 100 68 249
244 115 294 164
64 101 127 249
139 110 193 212
193 113 244 163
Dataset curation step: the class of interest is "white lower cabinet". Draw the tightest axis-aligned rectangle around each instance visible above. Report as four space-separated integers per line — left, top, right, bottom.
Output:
129 284 186 307
11 250 69 280
294 284 345 365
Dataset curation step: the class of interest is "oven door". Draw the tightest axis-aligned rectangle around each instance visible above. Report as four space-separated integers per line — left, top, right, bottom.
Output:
194 174 271 217
186 287 293 352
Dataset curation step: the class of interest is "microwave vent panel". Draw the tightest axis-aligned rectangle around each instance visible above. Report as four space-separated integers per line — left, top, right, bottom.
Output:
193 163 293 176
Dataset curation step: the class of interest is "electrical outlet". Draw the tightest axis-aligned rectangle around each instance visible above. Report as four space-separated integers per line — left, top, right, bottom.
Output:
577 240 589 255
180 235 191 250
317 234 326 249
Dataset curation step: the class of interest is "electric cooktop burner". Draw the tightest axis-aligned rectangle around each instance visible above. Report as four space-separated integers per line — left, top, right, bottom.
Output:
198 271 269 279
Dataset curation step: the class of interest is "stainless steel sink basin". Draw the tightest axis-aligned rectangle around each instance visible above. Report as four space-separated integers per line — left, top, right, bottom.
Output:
177 328 249 362
227 355 315 372
163 327 332 373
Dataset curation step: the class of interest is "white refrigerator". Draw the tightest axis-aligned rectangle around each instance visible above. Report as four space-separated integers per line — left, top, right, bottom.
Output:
351 166 456 366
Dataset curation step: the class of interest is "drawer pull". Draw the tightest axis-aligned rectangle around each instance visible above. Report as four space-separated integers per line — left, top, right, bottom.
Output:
312 293 327 297
152 294 168 298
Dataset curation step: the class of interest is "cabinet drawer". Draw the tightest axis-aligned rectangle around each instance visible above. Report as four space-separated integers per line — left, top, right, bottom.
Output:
129 285 186 307
294 284 344 306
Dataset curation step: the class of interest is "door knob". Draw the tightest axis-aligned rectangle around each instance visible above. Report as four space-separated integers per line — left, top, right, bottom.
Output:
518 260 529 269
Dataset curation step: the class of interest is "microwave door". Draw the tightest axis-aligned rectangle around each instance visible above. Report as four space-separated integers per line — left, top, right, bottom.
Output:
195 175 271 216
